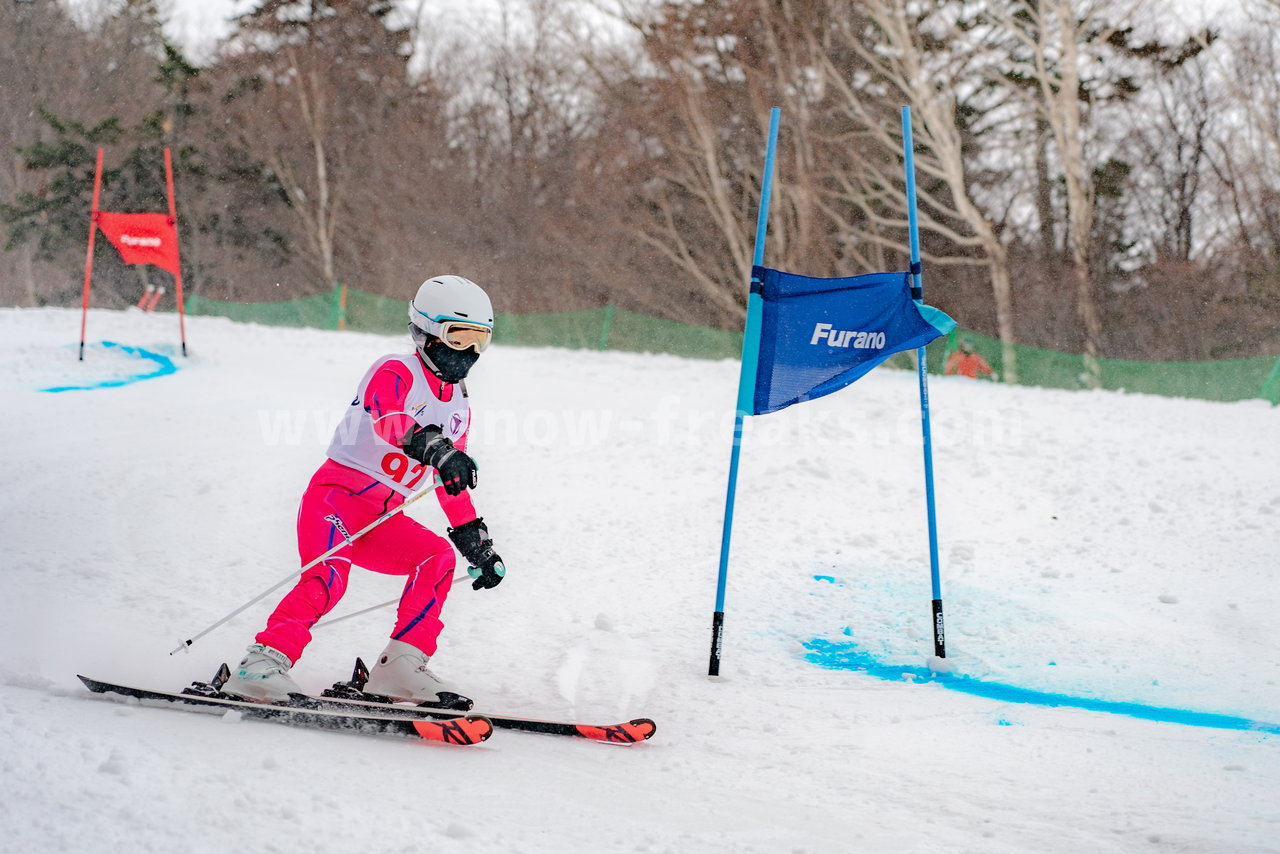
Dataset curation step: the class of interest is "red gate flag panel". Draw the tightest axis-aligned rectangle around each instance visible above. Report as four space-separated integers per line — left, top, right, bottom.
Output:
80 147 189 361
95 212 181 275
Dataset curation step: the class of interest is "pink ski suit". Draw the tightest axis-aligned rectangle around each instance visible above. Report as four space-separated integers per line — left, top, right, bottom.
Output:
255 353 479 664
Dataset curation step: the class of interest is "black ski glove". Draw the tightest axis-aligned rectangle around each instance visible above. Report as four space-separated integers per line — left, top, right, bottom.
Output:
402 424 477 496
448 517 506 591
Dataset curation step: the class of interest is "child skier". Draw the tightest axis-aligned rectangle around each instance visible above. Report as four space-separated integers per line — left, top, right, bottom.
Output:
224 275 506 704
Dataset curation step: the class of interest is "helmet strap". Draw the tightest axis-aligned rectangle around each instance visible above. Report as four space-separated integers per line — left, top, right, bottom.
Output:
418 345 444 377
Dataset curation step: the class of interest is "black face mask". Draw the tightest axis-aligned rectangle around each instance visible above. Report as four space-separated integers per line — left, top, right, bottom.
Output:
419 335 480 384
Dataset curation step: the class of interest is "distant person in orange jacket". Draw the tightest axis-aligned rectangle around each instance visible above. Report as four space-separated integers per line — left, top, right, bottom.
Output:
945 339 995 380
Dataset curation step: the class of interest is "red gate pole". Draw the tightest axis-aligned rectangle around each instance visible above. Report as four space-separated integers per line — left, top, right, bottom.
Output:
164 147 188 357
78 148 105 361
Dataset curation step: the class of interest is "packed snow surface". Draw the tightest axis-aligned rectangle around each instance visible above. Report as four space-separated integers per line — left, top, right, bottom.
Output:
2 308 1277 853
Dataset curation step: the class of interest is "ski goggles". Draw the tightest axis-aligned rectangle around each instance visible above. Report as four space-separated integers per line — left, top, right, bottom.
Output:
435 320 493 353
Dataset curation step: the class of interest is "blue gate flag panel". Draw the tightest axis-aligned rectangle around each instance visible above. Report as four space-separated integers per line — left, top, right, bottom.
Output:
750 265 956 415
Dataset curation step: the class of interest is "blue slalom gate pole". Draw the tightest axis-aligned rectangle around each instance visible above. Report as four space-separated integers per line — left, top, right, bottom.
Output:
901 106 947 659
709 106 780 677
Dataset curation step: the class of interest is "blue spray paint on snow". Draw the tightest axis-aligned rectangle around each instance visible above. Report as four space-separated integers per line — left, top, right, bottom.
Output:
40 341 178 392
803 637 1280 735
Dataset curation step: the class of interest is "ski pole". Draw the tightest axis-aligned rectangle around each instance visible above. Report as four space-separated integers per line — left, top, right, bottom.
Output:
311 567 470 632
169 481 438 655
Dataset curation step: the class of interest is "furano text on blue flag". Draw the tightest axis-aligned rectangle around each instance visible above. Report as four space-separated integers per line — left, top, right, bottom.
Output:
749 266 955 416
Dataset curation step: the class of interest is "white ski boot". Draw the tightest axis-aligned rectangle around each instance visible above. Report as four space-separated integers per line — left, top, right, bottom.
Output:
223 643 301 702
364 639 462 706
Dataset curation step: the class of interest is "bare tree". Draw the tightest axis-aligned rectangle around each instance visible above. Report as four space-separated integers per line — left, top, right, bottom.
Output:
995 0 1150 384
216 0 418 293
590 0 850 326
441 0 611 311
1203 3 1280 302
1126 38 1216 265
816 0 1024 379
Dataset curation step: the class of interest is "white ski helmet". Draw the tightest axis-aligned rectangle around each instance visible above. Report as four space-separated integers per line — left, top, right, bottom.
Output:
408 275 494 336
408 275 494 383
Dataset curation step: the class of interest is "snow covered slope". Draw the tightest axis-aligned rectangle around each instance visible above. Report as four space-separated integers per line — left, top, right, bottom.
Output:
2 307 1277 853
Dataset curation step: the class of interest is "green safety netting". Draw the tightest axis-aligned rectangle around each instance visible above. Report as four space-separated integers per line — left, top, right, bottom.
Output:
923 329 1280 404
186 290 340 329
184 286 1280 405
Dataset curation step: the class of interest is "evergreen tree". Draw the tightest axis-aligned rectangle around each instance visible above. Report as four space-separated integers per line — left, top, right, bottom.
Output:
1 113 123 262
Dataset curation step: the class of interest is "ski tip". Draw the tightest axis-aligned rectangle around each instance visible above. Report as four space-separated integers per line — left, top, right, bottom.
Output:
465 714 495 743
576 718 657 744
624 718 657 741
458 714 494 744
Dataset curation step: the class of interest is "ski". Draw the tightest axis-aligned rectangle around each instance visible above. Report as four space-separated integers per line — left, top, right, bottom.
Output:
77 674 493 746
314 658 657 745
315 692 656 744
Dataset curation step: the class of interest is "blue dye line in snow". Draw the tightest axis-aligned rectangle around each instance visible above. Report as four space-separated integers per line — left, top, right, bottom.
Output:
40 341 178 392
803 637 1280 735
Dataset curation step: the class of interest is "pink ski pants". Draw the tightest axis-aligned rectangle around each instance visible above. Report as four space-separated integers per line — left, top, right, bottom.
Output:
256 462 456 664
